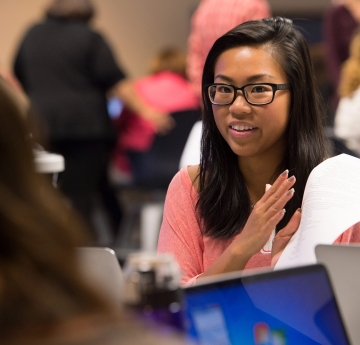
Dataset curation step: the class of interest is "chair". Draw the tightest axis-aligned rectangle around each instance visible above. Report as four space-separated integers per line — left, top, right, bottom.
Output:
115 109 201 258
127 109 202 189
33 147 65 187
179 120 202 169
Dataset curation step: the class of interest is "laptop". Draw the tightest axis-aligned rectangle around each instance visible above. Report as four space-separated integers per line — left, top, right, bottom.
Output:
76 247 124 307
182 264 350 345
316 244 360 345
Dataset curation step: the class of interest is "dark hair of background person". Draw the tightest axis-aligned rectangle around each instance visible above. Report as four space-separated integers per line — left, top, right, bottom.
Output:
197 17 329 240
46 0 95 22
0 81 113 340
148 47 187 79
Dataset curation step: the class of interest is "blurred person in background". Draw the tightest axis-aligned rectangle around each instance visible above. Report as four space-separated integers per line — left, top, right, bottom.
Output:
323 0 360 125
186 0 271 99
111 47 199 183
12 0 171 243
334 27 360 157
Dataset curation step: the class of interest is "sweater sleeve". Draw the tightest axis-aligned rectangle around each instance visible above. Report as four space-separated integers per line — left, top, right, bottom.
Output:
157 168 205 285
335 221 360 243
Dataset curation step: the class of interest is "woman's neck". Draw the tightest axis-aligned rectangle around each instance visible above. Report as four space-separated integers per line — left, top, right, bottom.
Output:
238 153 285 205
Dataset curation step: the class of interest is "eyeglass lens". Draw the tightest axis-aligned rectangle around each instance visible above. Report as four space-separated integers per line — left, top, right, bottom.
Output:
209 84 274 105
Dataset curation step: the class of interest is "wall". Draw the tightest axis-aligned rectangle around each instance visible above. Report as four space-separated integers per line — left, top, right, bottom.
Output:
270 0 331 15
0 0 200 78
0 0 331 79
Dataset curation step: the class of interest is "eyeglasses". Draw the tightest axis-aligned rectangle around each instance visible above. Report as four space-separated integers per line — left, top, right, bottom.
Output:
207 83 291 106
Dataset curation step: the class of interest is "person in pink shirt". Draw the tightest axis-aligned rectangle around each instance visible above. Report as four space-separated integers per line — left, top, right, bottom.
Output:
187 0 271 99
112 47 199 178
158 17 360 286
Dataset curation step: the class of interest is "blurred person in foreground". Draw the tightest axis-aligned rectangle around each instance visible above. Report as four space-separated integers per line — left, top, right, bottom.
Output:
187 0 271 99
0 77 188 345
12 0 172 242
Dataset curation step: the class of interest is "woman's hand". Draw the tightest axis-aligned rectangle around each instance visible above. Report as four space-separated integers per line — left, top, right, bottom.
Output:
232 169 296 260
271 208 301 267
200 170 299 279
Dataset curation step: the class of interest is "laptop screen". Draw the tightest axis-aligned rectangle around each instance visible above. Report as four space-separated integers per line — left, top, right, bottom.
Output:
182 264 349 345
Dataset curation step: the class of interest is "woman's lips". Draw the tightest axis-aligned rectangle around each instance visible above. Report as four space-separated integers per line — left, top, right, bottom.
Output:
230 124 256 132
229 124 258 137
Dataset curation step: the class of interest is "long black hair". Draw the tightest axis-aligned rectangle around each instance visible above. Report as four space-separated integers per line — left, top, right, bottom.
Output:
198 17 329 239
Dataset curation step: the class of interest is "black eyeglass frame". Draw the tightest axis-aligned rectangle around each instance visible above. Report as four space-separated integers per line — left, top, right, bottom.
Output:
206 83 291 106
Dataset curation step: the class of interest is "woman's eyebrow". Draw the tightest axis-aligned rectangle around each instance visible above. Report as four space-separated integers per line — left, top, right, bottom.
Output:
247 74 275 82
214 73 275 83
214 74 234 83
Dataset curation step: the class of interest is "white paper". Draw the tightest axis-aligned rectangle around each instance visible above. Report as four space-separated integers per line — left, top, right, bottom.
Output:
275 154 360 270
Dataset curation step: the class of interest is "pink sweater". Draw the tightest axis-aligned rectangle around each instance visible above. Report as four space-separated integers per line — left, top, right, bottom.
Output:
113 72 199 173
116 72 199 152
157 167 360 286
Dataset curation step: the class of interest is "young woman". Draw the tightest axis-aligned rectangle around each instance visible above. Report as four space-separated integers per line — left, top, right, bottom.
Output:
158 17 360 286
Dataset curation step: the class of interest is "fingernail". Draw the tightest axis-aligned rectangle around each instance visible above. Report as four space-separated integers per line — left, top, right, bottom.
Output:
297 208 302 213
287 176 295 182
279 209 286 215
281 169 289 177
286 188 295 196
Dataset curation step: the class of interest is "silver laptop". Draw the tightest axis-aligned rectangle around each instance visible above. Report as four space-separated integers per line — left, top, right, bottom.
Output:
76 247 124 307
316 244 360 345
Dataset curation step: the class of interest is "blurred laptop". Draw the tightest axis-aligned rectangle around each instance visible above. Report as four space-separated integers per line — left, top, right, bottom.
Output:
76 247 124 307
182 264 350 345
316 244 360 345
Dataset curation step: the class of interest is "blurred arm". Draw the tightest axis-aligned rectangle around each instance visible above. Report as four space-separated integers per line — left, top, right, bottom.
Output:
110 79 174 134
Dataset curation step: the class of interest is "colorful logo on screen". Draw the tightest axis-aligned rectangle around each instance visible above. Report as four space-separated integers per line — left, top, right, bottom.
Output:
254 322 286 345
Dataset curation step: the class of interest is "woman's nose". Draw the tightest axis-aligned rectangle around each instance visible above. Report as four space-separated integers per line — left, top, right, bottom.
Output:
229 91 251 113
